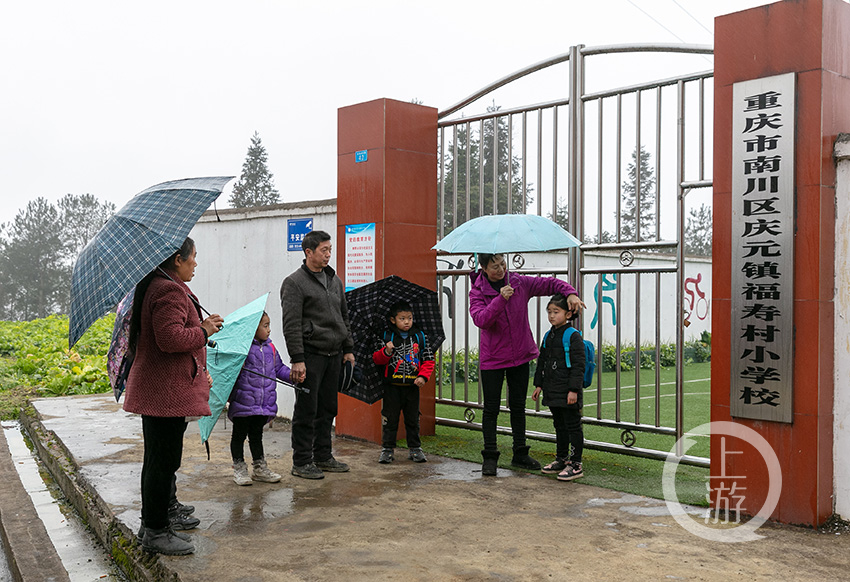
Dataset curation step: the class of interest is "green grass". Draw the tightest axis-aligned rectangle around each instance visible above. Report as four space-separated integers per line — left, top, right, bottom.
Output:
423 361 712 506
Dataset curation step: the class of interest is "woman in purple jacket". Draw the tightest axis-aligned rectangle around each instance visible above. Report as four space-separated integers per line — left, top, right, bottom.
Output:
229 312 292 485
469 253 583 476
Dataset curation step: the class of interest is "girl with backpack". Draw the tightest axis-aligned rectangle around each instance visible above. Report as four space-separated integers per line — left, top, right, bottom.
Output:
531 293 586 481
228 311 291 485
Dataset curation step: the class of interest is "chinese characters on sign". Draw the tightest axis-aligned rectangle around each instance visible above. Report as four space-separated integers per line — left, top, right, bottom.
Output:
287 218 313 252
345 223 375 291
730 73 795 423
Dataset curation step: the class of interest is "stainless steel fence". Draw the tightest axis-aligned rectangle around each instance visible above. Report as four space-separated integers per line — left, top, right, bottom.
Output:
434 44 713 467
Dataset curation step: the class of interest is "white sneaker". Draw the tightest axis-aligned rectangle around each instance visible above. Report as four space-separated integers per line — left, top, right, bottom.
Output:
233 460 253 486
252 458 282 483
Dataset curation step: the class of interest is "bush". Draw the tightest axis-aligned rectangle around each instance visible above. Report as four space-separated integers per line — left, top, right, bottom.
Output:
438 336 711 378
0 314 114 398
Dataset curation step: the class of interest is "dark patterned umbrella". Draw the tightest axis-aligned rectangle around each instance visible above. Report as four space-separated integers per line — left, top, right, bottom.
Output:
69 176 233 347
345 275 445 404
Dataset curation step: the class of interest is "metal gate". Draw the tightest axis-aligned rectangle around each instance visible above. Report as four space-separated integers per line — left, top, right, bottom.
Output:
434 44 713 467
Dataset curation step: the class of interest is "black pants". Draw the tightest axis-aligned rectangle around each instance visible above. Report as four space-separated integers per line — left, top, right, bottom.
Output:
381 385 421 449
141 416 187 530
291 352 341 466
551 406 583 463
230 415 267 462
480 363 530 452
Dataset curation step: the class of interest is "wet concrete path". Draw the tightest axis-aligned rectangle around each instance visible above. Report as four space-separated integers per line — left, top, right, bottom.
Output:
18 394 850 581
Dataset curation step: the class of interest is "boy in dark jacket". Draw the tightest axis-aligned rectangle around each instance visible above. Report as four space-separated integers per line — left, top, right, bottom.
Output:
532 293 586 481
372 300 435 464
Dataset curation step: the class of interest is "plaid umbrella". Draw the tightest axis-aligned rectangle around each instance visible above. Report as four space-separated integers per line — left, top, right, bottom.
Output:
345 275 445 404
69 176 233 347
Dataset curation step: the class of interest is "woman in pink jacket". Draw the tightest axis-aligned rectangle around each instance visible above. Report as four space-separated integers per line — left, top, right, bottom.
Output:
469 253 583 476
124 237 223 555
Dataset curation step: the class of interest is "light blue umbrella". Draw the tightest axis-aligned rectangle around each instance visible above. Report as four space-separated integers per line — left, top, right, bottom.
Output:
199 294 269 445
432 213 581 255
69 176 233 347
199 294 307 445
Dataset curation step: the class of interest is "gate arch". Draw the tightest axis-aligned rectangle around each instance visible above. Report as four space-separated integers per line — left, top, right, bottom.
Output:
434 43 713 466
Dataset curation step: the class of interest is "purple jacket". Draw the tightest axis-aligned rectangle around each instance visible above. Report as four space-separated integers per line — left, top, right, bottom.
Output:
228 338 291 420
469 271 578 370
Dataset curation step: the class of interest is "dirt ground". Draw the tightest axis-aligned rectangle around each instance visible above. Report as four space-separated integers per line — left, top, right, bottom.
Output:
25 395 850 581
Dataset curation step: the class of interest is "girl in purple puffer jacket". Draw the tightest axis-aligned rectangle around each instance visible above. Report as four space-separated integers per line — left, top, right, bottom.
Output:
228 312 291 486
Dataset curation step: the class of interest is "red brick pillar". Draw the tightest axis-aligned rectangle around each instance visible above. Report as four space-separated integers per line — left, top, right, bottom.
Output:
712 0 850 526
335 98 438 443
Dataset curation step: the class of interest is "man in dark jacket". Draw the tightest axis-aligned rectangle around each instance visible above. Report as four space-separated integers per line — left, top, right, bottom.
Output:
280 230 355 479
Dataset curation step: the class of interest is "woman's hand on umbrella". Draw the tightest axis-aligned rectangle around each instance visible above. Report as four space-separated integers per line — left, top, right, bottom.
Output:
500 285 514 300
202 314 224 337
567 293 586 313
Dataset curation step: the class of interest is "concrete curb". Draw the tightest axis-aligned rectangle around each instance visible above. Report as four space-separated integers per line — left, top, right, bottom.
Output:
19 407 180 582
0 424 70 582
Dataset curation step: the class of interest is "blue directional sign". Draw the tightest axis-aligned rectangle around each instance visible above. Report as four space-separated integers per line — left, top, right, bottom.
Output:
287 218 313 251
355 150 368 163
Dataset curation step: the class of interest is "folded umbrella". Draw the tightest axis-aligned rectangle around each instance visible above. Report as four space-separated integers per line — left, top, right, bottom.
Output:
345 275 445 404
199 294 306 446
432 213 581 255
69 176 233 348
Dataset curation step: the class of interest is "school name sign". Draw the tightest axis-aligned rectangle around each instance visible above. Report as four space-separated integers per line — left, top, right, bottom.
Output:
730 72 795 423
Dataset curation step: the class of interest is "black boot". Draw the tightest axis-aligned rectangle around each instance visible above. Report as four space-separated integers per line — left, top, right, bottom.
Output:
141 527 195 555
481 450 500 476
137 520 191 544
511 445 541 470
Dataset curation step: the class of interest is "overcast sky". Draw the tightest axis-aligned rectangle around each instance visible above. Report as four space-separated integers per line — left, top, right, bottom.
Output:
1 0 771 226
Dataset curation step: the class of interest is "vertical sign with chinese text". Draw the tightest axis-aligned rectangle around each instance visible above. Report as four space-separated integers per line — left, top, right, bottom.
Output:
730 73 795 422
345 222 375 291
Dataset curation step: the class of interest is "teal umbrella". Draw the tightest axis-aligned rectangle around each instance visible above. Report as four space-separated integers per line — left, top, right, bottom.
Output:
198 294 269 445
432 213 581 255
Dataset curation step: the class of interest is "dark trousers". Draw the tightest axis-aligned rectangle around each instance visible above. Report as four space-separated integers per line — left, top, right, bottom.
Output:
551 406 583 463
480 363 530 452
141 416 187 530
381 385 421 449
291 352 341 466
230 415 267 462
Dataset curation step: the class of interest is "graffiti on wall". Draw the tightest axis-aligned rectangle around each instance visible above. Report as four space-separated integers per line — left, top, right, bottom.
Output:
684 272 709 327
591 274 617 329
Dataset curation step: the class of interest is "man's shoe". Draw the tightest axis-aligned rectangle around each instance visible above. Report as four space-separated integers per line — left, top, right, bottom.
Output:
252 458 282 483
141 527 194 555
168 501 195 516
408 448 427 463
169 511 200 530
315 456 350 472
291 462 325 479
378 448 395 464
233 460 253 486
511 446 541 470
557 462 584 482
136 522 190 544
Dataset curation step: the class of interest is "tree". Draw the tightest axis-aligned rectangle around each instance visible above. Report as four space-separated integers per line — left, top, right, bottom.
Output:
58 193 115 260
620 145 656 242
229 131 280 208
440 103 532 234
685 203 712 256
2 198 70 319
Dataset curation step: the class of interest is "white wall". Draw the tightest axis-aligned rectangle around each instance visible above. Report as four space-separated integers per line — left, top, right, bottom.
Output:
438 251 713 357
833 134 850 520
188 200 337 418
